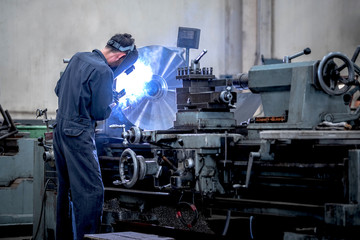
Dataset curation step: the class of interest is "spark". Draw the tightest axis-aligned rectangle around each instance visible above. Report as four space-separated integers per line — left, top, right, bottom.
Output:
115 61 153 108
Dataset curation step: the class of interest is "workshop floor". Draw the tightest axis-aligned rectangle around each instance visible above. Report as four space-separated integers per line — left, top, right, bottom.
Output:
0 225 32 240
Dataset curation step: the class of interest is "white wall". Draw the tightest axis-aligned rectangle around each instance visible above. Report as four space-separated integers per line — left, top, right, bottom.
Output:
0 0 242 119
0 0 359 120
272 0 360 62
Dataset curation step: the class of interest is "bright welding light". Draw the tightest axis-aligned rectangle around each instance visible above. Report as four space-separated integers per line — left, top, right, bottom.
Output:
115 61 153 108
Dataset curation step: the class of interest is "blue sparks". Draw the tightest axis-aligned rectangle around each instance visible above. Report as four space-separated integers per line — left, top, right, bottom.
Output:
115 61 154 108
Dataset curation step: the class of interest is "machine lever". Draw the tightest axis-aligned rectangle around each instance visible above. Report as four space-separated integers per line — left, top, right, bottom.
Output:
194 49 207 64
283 47 311 63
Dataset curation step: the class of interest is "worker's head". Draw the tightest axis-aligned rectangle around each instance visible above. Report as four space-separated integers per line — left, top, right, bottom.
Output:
103 33 139 77
106 33 135 53
103 33 137 68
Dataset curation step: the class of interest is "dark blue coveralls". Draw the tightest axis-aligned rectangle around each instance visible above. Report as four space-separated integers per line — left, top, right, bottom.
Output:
53 49 113 240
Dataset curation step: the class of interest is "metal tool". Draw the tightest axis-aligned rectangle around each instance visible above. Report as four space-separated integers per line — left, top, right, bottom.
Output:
283 47 311 63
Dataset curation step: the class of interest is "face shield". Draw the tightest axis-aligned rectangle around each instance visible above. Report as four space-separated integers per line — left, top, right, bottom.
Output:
108 40 139 104
107 40 139 77
114 47 138 77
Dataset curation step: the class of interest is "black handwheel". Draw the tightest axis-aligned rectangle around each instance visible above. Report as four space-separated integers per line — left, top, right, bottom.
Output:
119 148 139 188
317 52 354 95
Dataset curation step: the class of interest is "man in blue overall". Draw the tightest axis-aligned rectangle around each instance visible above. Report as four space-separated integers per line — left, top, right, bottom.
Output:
53 33 138 240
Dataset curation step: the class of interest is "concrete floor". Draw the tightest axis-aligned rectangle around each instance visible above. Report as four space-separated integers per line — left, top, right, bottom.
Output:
0 225 32 240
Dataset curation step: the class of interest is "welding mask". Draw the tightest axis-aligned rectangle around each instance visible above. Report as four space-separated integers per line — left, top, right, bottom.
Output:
107 40 139 77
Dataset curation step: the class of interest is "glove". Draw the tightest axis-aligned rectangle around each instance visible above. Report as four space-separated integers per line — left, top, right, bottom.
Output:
113 88 126 103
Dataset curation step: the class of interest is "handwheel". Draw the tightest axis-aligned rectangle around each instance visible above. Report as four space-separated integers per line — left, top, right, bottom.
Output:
119 148 139 188
317 52 354 95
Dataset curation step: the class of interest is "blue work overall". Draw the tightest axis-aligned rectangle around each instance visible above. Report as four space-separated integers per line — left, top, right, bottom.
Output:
53 49 113 240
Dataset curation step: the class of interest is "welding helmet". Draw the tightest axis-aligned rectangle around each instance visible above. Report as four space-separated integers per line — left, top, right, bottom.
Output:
107 39 139 77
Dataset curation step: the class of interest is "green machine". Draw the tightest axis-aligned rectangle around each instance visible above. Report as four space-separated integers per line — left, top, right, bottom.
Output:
248 49 360 136
0 105 44 237
112 47 360 239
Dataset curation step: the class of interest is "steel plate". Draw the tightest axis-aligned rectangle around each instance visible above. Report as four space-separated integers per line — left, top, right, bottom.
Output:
115 45 185 130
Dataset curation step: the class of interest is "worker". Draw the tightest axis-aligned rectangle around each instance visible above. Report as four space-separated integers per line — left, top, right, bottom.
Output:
53 33 138 240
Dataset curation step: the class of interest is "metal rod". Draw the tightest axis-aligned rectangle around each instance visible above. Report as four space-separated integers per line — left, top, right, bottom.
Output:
162 155 178 171
185 48 190 67
194 49 207 64
105 187 170 196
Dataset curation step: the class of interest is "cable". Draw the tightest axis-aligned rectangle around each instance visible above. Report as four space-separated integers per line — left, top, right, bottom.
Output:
222 209 231 236
32 178 57 240
176 201 199 229
195 159 205 214
249 216 254 239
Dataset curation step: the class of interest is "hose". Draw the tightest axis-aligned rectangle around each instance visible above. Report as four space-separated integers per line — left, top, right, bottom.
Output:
222 209 231 236
32 178 57 240
176 201 199 229
250 216 254 239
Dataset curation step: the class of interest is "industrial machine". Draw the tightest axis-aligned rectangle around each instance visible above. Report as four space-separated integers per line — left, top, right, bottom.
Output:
29 42 360 239
95 45 360 239
0 105 43 238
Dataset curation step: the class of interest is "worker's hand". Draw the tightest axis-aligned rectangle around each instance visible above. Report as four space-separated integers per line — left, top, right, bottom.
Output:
113 88 126 103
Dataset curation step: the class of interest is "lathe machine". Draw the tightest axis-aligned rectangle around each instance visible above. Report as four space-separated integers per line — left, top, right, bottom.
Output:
87 45 360 239
32 44 360 239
